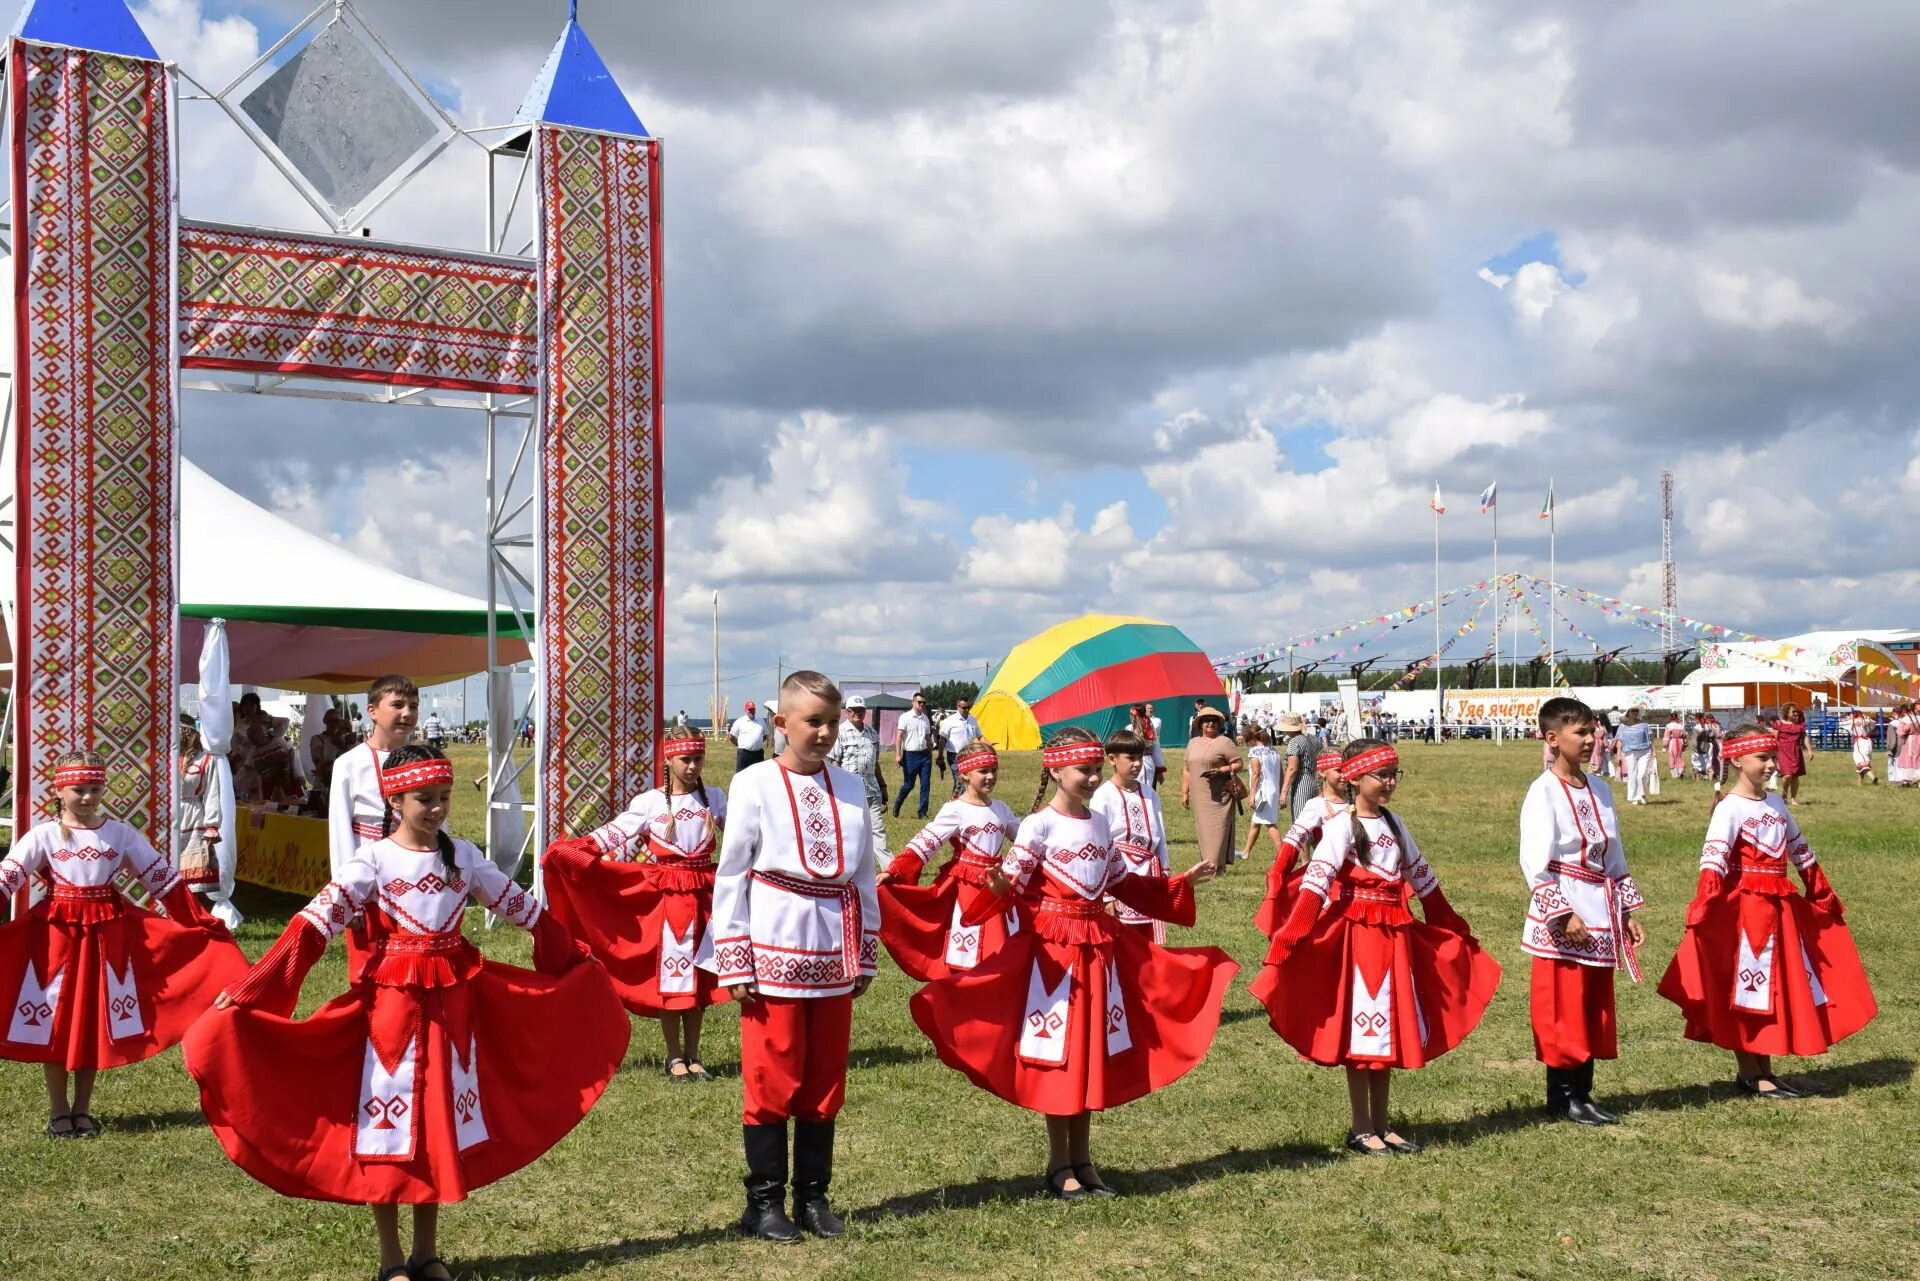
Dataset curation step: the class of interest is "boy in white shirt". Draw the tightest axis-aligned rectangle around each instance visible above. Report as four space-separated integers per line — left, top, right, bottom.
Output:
710 671 878 1242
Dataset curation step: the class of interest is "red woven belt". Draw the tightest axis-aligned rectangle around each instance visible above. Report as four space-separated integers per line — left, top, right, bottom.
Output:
752 869 862 979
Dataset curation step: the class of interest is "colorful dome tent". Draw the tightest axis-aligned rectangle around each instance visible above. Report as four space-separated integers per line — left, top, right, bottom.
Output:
976 615 1229 751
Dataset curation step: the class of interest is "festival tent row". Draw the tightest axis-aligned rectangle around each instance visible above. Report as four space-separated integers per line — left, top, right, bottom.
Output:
1682 633 1910 711
0 462 530 693
976 614 1228 750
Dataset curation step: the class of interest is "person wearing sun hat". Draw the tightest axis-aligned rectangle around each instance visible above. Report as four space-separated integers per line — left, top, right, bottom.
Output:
1276 711 1324 817
1182 705 1242 872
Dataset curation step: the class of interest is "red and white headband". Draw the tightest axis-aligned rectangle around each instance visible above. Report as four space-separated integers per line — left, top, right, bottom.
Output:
1340 746 1400 781
52 764 107 790
954 749 999 775
1316 750 1344 772
661 734 706 760
1042 741 1105 770
1723 733 1777 761
380 757 455 798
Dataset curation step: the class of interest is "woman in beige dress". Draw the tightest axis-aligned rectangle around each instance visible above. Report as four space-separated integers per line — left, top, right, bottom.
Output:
1182 706 1243 871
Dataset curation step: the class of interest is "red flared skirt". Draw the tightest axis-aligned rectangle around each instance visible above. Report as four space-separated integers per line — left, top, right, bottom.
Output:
1530 957 1617 1067
909 926 1238 1116
542 855 730 1018
878 873 1019 982
1252 859 1308 937
0 900 247 1070
184 960 629 1204
1250 913 1501 1069
1658 891 1876 1056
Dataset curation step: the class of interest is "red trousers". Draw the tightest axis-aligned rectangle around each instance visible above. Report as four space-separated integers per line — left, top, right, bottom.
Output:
741 994 853 1124
1530 957 1616 1068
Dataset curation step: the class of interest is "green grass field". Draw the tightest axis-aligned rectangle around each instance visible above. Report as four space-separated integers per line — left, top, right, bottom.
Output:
4 742 1914 1280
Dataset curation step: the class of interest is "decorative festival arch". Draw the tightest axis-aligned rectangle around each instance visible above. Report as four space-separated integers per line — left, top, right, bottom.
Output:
1 0 663 872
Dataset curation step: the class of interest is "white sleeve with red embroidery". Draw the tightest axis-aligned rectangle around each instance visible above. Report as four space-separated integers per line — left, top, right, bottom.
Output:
457 839 540 927
1518 777 1570 921
113 821 184 898
1000 812 1049 889
1298 819 1351 903
296 847 383 940
0 824 51 899
1699 800 1736 876
1398 824 1439 898
708 772 762 985
902 802 962 862
585 792 657 860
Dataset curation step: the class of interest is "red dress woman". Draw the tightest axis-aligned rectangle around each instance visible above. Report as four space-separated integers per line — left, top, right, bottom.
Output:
877 744 1022 981
542 728 732 1080
1659 728 1876 1095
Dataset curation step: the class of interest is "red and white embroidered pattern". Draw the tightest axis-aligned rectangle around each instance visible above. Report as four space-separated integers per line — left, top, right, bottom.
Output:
11 45 177 837
298 882 356 936
536 126 663 850
1040 842 1119 900
712 938 754 983
779 768 845 879
179 223 538 395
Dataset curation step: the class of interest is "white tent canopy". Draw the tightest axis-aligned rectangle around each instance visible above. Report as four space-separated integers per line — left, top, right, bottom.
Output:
2 461 529 693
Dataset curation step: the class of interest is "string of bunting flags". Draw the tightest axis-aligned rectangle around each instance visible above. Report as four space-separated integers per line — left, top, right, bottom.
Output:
1385 591 1492 691
1214 581 1509 672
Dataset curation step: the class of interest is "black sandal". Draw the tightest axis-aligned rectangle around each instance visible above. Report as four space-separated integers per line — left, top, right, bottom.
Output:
685 1061 712 1082
1044 1164 1089 1201
664 1057 690 1082
70 1112 101 1139
1379 1131 1422 1155
1073 1162 1117 1197
407 1257 453 1281
45 1112 75 1140
376 1267 409 1281
1344 1131 1390 1157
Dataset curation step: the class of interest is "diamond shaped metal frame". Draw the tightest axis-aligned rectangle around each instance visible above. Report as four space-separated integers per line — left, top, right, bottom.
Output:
214 0 459 235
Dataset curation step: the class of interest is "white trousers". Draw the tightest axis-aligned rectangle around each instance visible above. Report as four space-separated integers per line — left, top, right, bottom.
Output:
1625 751 1655 804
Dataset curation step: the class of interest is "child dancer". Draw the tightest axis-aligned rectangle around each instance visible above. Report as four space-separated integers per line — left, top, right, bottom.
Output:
330 675 420 978
1090 729 1173 943
186 746 627 1281
542 724 731 1081
1664 713 1689 780
876 738 1021 981
910 727 1236 1199
1851 711 1877 785
1252 748 1347 937
1250 739 1501 1155
1657 726 1877 1097
1520 698 1647 1126
1242 725 1283 864
0 752 246 1138
708 671 880 1242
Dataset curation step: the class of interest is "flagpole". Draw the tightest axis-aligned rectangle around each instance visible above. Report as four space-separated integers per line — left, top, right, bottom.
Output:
1548 478 1558 688
1492 496 1502 743
1434 492 1443 743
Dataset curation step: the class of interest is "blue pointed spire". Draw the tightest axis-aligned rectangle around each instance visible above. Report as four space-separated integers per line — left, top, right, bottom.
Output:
12 0 158 59
514 6 646 137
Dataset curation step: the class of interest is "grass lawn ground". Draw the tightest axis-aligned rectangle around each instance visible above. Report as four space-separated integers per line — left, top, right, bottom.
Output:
2 741 1914 1280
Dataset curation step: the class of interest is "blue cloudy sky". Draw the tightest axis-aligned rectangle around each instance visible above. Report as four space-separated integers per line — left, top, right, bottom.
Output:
12 0 1920 711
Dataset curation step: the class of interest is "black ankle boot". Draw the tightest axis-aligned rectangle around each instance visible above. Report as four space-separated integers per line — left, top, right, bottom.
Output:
740 1124 802 1242
1570 1059 1620 1125
1545 1066 1576 1120
792 1120 846 1238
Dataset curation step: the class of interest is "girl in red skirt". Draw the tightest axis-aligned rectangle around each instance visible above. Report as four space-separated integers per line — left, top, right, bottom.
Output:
542 725 732 1080
1252 747 1347 937
876 739 1021 981
0 752 245 1138
185 746 628 1281
1251 739 1501 1156
909 728 1237 1200
1658 726 1877 1097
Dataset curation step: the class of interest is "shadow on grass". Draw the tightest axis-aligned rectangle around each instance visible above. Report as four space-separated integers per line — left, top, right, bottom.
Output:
108 1108 207 1132
468 1056 1914 1276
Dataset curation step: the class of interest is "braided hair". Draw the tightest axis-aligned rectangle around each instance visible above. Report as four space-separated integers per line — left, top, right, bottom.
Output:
378 743 460 877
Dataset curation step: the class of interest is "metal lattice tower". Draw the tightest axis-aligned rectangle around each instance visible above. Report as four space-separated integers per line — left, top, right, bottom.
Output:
1660 470 1677 652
